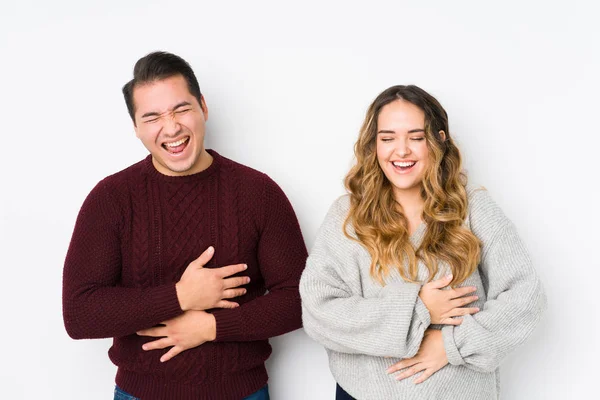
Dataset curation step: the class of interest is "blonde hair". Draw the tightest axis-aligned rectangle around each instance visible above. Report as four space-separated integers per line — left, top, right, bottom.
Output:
344 85 481 286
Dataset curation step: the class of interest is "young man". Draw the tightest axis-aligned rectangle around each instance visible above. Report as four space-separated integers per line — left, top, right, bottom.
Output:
63 51 308 400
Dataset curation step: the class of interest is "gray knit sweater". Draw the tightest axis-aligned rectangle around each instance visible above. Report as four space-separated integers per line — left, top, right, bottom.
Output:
299 186 546 400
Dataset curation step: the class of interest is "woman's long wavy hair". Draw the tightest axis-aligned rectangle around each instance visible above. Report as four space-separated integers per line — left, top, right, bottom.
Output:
344 85 481 286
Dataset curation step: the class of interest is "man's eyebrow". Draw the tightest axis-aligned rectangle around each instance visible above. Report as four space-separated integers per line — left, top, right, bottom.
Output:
141 111 161 119
173 101 191 110
140 102 192 119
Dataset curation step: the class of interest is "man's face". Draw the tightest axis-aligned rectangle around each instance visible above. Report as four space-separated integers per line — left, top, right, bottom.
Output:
133 75 209 176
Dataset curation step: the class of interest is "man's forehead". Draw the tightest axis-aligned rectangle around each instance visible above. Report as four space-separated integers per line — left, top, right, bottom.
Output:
133 76 195 112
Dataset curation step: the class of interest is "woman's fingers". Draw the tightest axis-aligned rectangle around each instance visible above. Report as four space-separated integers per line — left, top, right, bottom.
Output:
449 307 480 317
425 274 453 290
440 305 480 325
386 358 418 374
440 317 463 325
448 286 477 299
451 295 479 308
414 367 436 384
395 363 426 381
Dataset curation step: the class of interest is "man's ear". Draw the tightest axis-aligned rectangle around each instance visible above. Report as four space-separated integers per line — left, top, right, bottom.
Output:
200 95 209 121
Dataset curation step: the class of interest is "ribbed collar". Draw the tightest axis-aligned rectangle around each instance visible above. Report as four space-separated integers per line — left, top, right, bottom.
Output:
143 149 222 183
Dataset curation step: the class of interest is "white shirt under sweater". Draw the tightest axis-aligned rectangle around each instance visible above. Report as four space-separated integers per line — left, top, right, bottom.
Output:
299 185 546 400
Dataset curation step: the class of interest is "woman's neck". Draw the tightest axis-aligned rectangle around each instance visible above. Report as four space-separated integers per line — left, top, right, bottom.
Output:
394 187 424 235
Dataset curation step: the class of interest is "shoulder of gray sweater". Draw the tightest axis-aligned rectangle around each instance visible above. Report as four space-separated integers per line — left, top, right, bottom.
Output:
309 194 364 266
320 195 352 237
465 182 513 244
330 194 351 217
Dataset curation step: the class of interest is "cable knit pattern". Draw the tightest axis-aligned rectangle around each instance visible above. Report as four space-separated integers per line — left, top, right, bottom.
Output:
130 174 151 288
300 185 546 400
63 150 307 400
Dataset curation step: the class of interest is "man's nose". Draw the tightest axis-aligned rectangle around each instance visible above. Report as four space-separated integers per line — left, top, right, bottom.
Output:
162 114 181 136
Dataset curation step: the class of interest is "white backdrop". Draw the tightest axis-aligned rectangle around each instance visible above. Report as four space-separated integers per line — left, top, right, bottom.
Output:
1 0 598 399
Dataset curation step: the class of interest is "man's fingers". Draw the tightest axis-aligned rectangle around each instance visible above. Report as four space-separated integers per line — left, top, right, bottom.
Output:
427 274 453 289
192 246 215 268
160 346 183 363
451 295 479 308
217 263 248 278
223 276 250 289
395 363 426 381
142 337 172 351
215 300 240 309
222 288 247 299
414 368 435 384
449 286 477 299
137 326 166 337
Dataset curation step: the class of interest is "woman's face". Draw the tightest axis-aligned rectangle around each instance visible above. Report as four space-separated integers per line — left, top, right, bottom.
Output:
376 100 430 201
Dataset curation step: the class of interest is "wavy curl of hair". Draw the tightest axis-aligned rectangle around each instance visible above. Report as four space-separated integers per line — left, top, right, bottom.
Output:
344 85 481 286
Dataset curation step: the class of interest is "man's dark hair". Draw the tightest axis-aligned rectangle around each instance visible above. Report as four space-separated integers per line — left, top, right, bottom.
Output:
122 51 203 124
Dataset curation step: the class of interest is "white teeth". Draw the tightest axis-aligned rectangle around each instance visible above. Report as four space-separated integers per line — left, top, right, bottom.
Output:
393 161 416 167
165 137 188 147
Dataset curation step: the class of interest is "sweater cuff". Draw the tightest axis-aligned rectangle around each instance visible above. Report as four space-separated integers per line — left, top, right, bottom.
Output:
380 281 431 327
442 325 465 366
212 308 242 342
150 283 183 322
414 296 431 326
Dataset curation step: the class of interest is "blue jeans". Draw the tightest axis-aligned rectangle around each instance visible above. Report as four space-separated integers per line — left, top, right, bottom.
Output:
114 385 269 400
335 383 356 400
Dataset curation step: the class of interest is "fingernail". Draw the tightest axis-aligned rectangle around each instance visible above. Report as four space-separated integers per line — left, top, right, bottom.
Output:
243 264 248 270
386 368 392 374
142 345 148 351
246 277 251 283
475 307 480 311
208 246 214 253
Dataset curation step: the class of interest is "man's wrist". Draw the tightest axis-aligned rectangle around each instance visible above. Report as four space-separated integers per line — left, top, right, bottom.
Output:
175 282 189 311
207 314 217 341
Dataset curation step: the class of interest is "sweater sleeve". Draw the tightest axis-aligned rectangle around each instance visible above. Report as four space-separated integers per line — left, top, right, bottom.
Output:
62 180 183 339
211 176 308 342
441 189 547 372
299 197 431 358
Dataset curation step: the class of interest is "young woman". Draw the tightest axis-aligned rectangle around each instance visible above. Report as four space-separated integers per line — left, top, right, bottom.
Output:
299 85 546 399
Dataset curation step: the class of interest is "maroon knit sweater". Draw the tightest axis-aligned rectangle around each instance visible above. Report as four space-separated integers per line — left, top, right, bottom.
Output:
62 150 308 400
